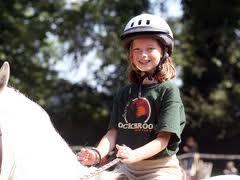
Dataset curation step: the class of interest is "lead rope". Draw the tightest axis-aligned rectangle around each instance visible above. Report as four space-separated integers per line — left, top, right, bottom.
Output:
79 157 121 179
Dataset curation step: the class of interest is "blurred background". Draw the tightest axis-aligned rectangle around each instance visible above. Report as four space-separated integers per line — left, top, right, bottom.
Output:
1 0 240 177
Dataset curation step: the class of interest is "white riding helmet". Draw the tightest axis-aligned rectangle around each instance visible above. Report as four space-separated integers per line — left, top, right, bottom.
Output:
121 13 174 56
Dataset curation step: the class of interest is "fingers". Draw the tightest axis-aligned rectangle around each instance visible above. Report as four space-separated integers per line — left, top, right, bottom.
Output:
115 144 137 164
116 144 128 150
77 148 96 166
116 144 121 150
116 144 131 159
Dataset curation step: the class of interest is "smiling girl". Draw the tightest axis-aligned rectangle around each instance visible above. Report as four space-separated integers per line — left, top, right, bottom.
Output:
78 13 186 180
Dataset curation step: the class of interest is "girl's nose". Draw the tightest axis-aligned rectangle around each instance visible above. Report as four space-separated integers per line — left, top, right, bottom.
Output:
141 49 148 57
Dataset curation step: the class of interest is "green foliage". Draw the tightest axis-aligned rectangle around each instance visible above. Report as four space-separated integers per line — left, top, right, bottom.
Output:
0 0 65 103
180 0 240 139
46 79 112 145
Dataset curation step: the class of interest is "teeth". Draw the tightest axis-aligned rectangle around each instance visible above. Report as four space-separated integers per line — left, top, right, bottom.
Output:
139 60 150 64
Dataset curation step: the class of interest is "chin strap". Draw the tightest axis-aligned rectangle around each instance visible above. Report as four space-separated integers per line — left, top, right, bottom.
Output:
153 50 169 77
142 47 169 81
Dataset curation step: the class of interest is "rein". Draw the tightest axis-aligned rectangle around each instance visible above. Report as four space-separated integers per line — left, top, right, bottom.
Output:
79 157 120 179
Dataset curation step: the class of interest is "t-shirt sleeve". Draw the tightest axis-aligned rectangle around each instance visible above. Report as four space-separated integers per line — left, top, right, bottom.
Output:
155 84 186 153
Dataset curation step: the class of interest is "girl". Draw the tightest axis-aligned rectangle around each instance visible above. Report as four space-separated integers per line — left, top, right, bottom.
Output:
78 13 186 180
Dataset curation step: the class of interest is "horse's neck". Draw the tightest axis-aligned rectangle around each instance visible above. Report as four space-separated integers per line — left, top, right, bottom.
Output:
0 88 89 180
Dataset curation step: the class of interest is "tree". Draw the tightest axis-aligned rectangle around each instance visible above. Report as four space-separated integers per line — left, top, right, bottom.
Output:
180 0 240 143
46 79 112 145
0 0 66 104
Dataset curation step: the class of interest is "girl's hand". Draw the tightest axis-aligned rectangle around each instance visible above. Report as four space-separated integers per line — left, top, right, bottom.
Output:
77 147 100 166
116 144 138 164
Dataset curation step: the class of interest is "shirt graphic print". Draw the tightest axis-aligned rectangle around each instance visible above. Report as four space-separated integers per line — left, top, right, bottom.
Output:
119 97 154 131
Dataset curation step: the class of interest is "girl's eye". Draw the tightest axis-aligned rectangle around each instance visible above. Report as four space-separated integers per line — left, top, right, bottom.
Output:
132 47 157 54
132 48 141 53
148 47 155 51
133 48 140 51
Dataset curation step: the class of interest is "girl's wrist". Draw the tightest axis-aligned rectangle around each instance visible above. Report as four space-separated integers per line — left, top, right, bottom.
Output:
89 147 101 166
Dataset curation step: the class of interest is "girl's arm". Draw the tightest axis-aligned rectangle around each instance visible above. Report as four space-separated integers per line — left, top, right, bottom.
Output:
77 128 117 166
116 131 171 164
96 128 118 158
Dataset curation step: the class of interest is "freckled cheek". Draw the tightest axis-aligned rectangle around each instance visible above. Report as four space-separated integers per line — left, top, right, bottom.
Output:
131 54 139 63
132 58 138 66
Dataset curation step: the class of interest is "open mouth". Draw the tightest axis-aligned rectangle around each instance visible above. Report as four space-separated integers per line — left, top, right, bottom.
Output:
138 60 151 65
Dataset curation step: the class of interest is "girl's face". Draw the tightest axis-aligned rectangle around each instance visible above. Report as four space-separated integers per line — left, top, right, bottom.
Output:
129 37 163 73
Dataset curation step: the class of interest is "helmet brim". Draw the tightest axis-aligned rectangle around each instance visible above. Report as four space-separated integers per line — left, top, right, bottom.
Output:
121 26 172 40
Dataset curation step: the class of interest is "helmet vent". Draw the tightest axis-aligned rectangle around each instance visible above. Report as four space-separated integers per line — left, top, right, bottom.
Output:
131 22 134 27
146 20 150 25
138 20 142 25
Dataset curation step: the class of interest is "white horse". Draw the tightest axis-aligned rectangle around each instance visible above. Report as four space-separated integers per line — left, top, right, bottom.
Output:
0 62 118 180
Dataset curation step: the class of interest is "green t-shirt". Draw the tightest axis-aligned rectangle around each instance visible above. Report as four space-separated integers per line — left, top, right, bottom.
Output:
108 80 186 159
